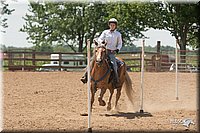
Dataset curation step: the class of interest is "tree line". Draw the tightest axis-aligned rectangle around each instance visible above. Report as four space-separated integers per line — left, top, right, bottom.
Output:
1 1 199 53
1 43 176 53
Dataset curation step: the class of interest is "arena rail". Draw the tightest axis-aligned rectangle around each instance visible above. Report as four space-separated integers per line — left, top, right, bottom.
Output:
1 51 147 72
2 49 196 72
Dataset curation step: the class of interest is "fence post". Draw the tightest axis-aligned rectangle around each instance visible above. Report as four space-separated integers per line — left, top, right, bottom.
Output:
22 52 25 71
155 41 161 72
59 52 62 71
139 52 142 72
32 50 36 71
8 52 13 71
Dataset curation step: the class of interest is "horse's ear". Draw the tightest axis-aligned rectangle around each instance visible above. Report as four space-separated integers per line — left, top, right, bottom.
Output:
93 39 98 46
102 40 107 47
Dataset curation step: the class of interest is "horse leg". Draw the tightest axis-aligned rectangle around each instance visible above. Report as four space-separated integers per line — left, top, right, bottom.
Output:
107 89 114 111
113 88 122 110
98 88 106 106
90 88 95 112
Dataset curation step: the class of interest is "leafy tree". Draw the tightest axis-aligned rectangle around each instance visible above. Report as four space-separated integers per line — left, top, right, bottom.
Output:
21 2 108 52
21 2 162 52
0 0 15 33
98 2 162 45
149 2 198 62
21 1 198 55
53 44 75 52
121 44 140 52
1 44 7 51
34 43 53 52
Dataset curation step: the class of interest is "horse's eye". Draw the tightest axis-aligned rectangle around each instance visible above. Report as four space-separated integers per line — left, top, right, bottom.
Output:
95 50 97 52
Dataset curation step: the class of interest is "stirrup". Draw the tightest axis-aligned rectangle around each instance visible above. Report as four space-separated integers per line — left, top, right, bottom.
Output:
80 76 87 84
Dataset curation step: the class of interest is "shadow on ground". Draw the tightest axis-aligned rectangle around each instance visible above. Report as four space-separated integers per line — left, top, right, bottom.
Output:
101 111 153 119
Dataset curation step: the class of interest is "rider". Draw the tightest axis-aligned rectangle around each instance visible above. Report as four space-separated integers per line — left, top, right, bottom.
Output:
80 18 122 87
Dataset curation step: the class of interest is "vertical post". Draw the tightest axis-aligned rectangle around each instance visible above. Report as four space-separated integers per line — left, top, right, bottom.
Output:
59 53 62 71
157 41 161 53
22 53 25 71
139 52 142 72
32 50 36 71
155 41 161 72
87 39 92 132
140 38 145 113
175 39 179 100
0 53 2 132
8 52 12 71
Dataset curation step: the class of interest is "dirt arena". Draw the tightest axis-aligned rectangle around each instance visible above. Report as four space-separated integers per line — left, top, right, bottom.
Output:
2 72 198 132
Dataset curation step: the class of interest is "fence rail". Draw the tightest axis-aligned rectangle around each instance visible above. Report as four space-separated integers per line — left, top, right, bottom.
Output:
2 50 198 72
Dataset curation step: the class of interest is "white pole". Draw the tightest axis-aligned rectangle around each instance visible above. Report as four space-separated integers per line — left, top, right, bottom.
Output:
140 39 145 113
175 39 179 100
87 39 92 132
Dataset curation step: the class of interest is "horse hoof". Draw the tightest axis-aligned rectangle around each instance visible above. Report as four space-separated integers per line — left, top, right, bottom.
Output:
99 100 106 106
112 106 119 112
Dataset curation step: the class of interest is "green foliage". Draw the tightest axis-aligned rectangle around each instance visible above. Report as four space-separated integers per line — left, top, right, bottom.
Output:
21 2 109 52
121 44 140 52
0 44 7 51
21 2 161 52
105 3 155 45
0 0 15 33
150 3 198 50
21 2 198 53
33 43 53 52
144 45 175 52
53 45 75 52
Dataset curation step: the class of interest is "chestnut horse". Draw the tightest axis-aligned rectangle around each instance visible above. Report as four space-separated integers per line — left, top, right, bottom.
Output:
90 41 137 111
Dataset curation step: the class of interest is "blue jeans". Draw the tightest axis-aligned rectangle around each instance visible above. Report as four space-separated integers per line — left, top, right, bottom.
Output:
107 51 119 82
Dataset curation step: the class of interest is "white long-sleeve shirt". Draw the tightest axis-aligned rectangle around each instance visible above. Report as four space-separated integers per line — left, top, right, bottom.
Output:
98 29 122 51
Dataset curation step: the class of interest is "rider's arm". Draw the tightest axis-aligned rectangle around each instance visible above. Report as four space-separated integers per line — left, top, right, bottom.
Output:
98 30 106 43
116 33 122 51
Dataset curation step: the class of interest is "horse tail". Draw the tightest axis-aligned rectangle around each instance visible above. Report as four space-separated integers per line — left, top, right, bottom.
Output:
124 71 137 108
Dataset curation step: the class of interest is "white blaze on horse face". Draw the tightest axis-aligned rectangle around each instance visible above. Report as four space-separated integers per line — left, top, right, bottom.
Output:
96 47 104 62
96 51 102 62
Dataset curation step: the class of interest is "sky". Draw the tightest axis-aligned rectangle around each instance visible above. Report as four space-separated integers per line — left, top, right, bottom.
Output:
1 1 31 48
0 0 181 48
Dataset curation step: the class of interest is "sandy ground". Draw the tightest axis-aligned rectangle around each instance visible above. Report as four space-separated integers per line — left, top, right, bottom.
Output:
2 72 199 132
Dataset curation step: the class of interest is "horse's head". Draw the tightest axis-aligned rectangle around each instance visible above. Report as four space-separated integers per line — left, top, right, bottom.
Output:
93 39 107 66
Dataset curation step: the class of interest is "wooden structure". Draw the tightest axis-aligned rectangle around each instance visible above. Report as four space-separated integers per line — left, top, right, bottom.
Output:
4 42 196 72
2 51 149 72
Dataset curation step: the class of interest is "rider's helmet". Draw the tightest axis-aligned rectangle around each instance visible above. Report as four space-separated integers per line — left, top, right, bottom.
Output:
108 18 118 25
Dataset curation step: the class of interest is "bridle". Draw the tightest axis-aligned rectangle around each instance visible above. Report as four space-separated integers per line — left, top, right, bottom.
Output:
91 41 111 92
95 45 107 66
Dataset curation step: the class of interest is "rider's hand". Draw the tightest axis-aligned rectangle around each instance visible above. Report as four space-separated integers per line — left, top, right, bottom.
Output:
115 49 119 54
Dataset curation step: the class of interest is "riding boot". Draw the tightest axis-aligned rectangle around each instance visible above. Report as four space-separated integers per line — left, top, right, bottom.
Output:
113 70 120 88
80 72 88 84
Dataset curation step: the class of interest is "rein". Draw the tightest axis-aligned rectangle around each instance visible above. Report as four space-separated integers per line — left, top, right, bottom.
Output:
91 59 111 93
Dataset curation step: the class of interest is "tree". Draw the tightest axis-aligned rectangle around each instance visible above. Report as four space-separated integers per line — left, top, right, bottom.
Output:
97 2 162 45
21 2 162 52
22 1 199 55
21 2 109 52
0 0 15 33
149 2 198 62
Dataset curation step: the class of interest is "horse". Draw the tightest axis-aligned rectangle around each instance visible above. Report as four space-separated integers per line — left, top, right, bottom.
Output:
89 40 137 111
